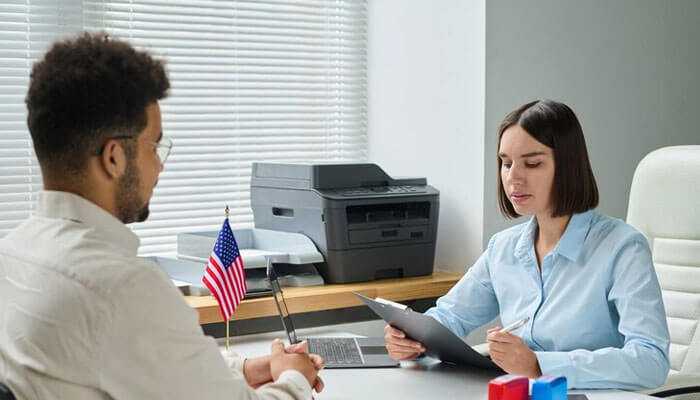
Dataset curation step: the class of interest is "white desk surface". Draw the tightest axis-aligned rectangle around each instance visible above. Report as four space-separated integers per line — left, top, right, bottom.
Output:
218 323 658 400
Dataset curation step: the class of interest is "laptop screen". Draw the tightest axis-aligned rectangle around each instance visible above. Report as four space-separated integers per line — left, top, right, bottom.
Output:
267 263 299 344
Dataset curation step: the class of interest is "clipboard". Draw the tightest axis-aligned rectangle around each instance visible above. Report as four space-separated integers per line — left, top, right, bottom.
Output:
355 292 502 371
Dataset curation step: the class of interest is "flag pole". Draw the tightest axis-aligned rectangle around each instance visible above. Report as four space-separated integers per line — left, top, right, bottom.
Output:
226 317 230 351
225 204 231 351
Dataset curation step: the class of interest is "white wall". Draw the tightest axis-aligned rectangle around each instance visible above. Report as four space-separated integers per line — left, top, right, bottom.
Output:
367 0 486 274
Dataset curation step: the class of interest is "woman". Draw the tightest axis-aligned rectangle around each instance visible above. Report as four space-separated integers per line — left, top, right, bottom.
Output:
384 100 670 389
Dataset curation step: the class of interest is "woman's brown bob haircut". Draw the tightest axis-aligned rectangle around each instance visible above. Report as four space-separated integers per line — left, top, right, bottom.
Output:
497 100 599 219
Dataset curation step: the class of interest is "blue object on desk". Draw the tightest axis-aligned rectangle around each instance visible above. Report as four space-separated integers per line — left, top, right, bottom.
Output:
532 375 567 400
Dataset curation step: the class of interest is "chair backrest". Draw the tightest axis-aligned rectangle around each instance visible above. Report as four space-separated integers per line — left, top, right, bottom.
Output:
0 382 15 400
627 145 700 375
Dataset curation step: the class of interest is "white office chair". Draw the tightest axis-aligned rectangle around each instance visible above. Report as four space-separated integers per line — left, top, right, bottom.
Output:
627 145 700 399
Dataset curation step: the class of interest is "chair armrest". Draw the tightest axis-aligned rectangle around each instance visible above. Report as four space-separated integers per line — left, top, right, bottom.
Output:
644 374 700 398
0 382 15 400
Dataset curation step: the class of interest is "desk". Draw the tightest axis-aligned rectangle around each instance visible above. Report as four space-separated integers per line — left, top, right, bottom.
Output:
222 323 658 400
186 272 461 324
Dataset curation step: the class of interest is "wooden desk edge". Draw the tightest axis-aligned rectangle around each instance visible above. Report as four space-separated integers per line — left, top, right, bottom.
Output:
185 271 461 325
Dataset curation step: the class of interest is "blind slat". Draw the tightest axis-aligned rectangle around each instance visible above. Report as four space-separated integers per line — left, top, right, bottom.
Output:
0 0 368 255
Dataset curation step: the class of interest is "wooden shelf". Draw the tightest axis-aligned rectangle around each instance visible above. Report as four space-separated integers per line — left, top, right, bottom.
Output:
185 271 461 325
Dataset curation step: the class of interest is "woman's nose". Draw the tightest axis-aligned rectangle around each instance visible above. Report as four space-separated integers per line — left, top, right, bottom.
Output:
507 163 525 182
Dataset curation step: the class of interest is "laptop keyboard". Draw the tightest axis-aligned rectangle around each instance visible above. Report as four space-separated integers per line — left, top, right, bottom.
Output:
308 338 363 365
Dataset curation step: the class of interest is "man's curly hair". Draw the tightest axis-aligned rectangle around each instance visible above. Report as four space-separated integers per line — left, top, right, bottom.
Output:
26 31 170 175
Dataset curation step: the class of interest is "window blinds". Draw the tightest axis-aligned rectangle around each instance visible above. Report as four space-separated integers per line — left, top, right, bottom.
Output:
0 0 82 236
0 0 368 256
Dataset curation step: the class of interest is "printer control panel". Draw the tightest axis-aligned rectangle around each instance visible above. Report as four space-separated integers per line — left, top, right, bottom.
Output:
329 185 427 197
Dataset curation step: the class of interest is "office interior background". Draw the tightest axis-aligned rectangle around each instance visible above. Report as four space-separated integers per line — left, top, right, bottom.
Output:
1 0 699 277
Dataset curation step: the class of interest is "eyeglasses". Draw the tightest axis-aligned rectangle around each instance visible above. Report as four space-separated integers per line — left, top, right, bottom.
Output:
152 136 173 164
96 135 173 165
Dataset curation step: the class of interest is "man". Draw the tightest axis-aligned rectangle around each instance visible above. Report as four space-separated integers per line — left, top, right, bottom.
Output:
0 32 322 399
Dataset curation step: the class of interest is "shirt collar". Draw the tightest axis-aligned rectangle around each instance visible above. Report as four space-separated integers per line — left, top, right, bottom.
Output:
514 216 539 260
35 190 140 256
514 209 595 263
554 210 594 262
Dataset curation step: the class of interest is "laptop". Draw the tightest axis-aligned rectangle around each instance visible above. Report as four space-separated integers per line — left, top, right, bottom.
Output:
267 263 398 369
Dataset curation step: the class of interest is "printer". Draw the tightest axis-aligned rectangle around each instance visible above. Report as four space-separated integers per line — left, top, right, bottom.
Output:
167 228 326 296
251 162 440 283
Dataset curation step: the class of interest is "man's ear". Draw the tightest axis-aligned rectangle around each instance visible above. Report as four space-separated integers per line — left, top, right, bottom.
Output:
99 140 128 179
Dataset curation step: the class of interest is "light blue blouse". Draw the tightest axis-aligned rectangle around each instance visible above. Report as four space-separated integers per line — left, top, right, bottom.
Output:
425 210 670 389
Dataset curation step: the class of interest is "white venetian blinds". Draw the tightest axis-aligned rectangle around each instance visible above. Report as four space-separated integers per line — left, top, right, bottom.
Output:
0 0 82 237
0 0 368 255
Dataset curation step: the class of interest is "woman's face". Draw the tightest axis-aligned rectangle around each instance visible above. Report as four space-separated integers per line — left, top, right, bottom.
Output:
499 125 555 217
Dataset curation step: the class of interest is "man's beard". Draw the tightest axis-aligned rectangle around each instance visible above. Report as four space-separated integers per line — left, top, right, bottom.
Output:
115 158 150 224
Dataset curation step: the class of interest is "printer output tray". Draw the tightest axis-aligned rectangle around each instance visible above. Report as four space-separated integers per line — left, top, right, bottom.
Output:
356 293 501 371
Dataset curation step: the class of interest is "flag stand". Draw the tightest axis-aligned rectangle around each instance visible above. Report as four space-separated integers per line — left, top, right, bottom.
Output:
225 204 231 351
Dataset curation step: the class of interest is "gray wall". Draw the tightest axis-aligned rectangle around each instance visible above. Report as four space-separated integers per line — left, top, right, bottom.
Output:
483 0 700 244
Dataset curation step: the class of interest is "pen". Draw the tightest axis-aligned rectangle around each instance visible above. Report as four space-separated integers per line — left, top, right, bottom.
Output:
499 316 530 334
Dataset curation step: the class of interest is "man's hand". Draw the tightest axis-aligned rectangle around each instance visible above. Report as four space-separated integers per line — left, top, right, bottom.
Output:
487 327 542 378
269 339 322 392
243 340 324 392
384 324 426 361
243 355 272 388
286 340 324 393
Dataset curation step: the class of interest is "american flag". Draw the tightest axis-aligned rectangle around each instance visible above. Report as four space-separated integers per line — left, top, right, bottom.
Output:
201 218 247 321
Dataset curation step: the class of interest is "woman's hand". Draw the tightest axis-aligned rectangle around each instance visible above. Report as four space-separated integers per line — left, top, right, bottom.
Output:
384 324 426 361
487 326 542 378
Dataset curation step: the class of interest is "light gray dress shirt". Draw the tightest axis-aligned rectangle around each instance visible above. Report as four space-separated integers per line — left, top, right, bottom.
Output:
0 190 311 399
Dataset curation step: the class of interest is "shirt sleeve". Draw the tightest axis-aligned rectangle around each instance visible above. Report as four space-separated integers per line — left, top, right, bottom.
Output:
220 348 246 374
535 236 670 390
424 240 500 338
97 264 313 400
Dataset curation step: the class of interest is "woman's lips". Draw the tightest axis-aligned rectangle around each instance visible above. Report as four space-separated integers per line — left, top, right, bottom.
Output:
510 193 531 205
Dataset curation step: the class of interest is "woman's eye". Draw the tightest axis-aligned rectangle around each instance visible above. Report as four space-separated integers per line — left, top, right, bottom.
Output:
502 163 512 169
526 162 541 168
